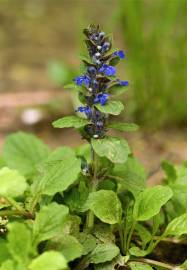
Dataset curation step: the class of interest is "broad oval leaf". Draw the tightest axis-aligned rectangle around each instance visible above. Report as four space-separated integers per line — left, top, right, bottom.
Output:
77 233 96 255
33 203 69 245
89 243 119 264
95 101 124 115
129 262 153 270
0 167 27 198
164 213 187 237
59 235 83 262
91 137 130 164
112 157 146 197
52 116 89 129
87 190 122 224
38 152 81 195
133 186 173 221
7 222 32 265
108 122 139 132
28 251 67 270
3 132 50 177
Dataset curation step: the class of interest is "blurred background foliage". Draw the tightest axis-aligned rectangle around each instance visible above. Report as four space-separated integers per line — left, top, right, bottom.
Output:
0 0 187 130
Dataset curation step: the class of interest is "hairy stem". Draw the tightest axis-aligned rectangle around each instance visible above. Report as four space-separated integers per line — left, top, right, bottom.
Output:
5 197 24 212
0 210 34 219
86 145 98 230
131 258 179 270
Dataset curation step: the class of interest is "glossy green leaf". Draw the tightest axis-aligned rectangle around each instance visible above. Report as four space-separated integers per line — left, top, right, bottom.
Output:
87 190 122 224
129 262 153 270
33 203 69 245
91 137 130 164
29 251 67 270
7 222 32 265
52 116 89 129
112 157 146 197
0 167 27 198
3 132 50 177
38 155 81 196
108 122 139 132
133 186 173 221
164 213 187 236
95 101 124 115
89 243 119 264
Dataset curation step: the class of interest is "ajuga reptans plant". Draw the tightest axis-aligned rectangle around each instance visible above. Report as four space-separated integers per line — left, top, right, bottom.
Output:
0 24 187 270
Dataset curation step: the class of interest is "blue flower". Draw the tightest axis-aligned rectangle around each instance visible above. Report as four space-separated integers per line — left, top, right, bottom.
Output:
94 93 109 106
119 80 129 86
77 106 92 117
73 75 90 86
99 64 116 76
113 50 125 59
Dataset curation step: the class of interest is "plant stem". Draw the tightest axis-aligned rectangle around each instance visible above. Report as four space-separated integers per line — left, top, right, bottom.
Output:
86 145 98 230
5 197 24 212
126 220 136 253
0 210 34 219
131 258 179 270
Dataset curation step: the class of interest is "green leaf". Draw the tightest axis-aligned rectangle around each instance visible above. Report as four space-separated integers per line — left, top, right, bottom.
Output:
0 239 10 265
0 260 15 270
129 262 153 270
162 161 177 183
47 146 76 162
135 223 152 248
87 190 122 224
129 246 149 257
52 116 89 129
95 101 124 115
108 122 139 132
77 233 97 255
3 132 50 177
112 157 146 197
7 222 32 265
64 181 89 212
109 56 120 66
29 251 67 270
0 167 27 197
89 243 119 264
59 235 83 262
133 186 173 221
181 260 187 269
164 213 187 237
33 203 69 245
93 224 115 243
38 152 81 195
94 255 124 270
91 137 130 164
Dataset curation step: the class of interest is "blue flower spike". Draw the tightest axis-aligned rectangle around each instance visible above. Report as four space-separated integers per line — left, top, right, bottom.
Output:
72 25 129 138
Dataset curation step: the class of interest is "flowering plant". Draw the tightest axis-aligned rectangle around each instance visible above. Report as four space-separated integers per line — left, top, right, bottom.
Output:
0 24 186 270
